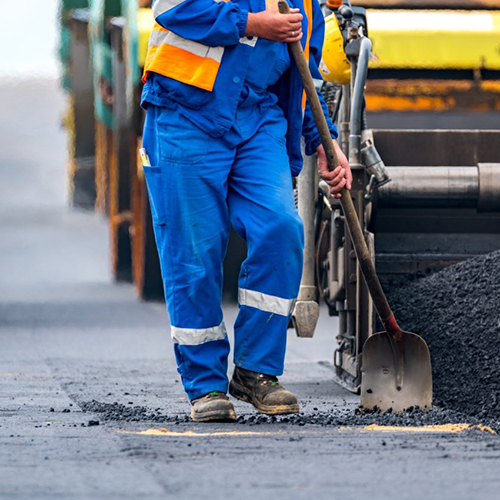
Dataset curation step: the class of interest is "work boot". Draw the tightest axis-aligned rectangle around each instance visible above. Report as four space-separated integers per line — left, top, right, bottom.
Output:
229 367 299 415
191 391 237 422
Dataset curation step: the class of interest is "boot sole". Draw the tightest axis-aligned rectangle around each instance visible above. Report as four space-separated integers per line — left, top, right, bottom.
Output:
190 407 237 423
229 380 299 415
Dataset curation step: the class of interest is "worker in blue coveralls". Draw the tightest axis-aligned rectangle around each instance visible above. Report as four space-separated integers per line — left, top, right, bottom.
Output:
141 0 352 421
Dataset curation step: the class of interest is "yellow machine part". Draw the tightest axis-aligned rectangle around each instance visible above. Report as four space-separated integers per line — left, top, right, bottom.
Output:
367 9 500 70
138 6 500 97
320 14 351 84
138 8 155 68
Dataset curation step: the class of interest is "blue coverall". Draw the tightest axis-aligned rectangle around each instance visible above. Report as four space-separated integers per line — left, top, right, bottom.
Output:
142 0 337 401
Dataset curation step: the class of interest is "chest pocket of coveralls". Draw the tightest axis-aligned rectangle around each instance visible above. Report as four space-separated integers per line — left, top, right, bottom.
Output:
244 0 291 91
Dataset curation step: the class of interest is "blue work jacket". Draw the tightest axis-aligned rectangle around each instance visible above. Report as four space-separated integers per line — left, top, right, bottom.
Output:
141 0 338 176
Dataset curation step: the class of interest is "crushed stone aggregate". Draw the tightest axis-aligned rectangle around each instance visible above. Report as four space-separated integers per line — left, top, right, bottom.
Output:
384 250 500 424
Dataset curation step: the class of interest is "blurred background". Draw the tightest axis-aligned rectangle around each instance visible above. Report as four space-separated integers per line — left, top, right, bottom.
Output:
0 1 61 79
0 0 98 298
0 0 67 212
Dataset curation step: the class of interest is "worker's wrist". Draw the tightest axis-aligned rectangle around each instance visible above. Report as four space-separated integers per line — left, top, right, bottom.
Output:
245 12 261 38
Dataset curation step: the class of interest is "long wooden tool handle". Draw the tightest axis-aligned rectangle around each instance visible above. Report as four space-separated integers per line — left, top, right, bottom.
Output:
278 0 398 333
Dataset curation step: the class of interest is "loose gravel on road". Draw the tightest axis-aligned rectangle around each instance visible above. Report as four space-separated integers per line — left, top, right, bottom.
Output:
80 400 498 432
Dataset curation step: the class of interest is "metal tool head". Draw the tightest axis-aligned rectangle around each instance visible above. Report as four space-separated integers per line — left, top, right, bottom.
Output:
292 301 320 338
360 331 432 413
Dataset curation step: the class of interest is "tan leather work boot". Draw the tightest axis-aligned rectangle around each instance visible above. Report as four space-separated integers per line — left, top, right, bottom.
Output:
229 367 299 415
191 391 237 422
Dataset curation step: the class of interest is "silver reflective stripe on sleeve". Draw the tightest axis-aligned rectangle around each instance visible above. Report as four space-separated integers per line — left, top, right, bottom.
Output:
171 322 227 345
153 0 184 18
238 288 296 317
148 30 224 63
154 0 230 17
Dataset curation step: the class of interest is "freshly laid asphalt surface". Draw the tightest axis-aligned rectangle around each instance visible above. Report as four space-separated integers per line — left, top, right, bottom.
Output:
1 81 500 500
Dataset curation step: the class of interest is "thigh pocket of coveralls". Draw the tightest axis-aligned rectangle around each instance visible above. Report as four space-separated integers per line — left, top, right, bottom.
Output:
262 101 289 146
143 165 167 226
263 117 288 146
157 108 208 164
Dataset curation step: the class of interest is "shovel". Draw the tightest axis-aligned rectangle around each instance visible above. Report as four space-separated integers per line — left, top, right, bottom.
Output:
278 0 432 412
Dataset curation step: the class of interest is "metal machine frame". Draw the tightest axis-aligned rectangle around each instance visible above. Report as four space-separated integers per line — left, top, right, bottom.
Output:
293 0 500 393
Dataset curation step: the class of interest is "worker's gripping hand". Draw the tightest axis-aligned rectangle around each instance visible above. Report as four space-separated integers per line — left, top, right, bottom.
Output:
245 8 303 42
317 141 352 198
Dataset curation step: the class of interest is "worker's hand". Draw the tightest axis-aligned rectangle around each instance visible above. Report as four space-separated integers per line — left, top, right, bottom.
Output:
317 141 352 198
245 9 303 43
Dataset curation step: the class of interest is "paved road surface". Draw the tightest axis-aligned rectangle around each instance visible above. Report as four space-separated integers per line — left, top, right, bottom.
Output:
1 81 499 500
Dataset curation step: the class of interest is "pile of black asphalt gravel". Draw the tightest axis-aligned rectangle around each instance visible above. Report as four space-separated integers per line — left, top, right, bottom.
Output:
384 250 500 424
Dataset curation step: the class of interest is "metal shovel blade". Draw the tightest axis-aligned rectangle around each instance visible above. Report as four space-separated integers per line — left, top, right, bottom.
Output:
360 331 433 413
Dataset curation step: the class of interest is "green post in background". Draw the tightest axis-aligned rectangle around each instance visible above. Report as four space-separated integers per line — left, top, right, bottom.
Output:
59 0 90 91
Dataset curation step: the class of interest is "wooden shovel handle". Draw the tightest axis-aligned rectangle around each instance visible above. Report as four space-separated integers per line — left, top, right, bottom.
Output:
278 0 399 334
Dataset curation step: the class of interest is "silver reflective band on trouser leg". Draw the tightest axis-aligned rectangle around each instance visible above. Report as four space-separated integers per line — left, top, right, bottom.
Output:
152 0 184 18
171 322 227 345
238 288 297 317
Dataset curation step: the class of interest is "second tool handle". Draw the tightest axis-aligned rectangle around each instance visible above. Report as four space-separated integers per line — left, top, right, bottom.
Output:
277 0 397 331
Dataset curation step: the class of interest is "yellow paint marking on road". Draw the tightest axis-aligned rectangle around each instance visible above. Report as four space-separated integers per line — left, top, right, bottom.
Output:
361 424 496 434
477 425 497 435
119 424 497 437
121 428 285 437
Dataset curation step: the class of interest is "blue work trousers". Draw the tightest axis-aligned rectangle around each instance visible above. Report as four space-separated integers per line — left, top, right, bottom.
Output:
142 103 304 401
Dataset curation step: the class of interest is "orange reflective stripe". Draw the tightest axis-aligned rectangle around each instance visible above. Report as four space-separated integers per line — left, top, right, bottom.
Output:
302 0 313 109
143 45 220 91
142 22 222 91
152 23 168 33
303 0 313 60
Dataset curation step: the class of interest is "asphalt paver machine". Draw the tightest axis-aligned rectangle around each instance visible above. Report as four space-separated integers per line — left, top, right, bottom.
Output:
293 0 500 396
